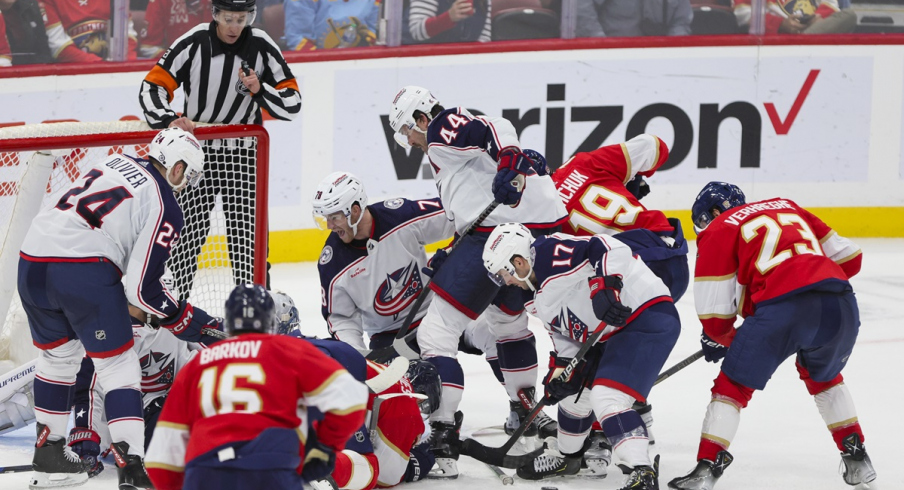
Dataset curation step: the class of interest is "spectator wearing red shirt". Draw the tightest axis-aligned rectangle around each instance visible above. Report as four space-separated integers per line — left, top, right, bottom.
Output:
40 0 138 62
138 0 211 59
0 12 12 66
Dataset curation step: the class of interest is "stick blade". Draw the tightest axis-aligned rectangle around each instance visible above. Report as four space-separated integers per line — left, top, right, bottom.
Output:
461 438 546 469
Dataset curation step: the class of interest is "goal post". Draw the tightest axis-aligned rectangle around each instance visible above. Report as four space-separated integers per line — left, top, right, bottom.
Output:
0 121 270 367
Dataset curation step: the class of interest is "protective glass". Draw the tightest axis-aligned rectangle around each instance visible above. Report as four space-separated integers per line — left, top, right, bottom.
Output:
693 212 712 232
185 168 203 189
393 123 414 149
213 8 256 28
417 397 434 415
487 268 513 287
312 210 346 231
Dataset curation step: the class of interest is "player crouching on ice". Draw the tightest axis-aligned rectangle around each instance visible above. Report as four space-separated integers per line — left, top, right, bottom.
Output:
668 182 877 490
17 127 223 489
272 292 440 490
482 223 680 490
145 285 368 490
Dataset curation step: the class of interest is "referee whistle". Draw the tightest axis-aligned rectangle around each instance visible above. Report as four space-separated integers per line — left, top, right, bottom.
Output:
241 60 251 77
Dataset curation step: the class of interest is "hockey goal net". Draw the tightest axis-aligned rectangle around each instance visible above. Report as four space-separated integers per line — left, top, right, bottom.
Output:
0 121 269 368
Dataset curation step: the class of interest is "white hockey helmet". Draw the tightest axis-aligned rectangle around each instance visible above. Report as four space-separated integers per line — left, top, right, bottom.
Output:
389 86 439 149
271 290 300 335
311 171 368 235
483 223 536 291
148 127 205 191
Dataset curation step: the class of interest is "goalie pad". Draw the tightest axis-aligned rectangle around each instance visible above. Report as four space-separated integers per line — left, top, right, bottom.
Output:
0 359 37 435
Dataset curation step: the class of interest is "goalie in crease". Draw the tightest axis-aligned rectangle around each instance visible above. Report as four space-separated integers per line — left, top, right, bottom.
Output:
16 127 224 490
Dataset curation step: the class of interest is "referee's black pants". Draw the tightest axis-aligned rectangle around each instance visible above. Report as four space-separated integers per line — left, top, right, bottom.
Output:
170 141 269 301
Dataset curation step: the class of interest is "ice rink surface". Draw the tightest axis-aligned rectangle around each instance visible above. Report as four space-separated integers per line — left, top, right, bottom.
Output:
1 239 901 489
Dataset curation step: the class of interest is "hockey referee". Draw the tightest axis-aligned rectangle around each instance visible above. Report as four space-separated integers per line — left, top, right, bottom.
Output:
139 0 300 298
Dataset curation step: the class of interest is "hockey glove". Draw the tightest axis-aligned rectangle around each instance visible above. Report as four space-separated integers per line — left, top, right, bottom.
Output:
404 442 436 482
700 332 728 363
543 351 596 404
523 149 550 176
588 275 632 326
492 148 531 206
159 300 224 343
303 437 337 483
422 248 449 279
626 175 651 201
68 427 104 477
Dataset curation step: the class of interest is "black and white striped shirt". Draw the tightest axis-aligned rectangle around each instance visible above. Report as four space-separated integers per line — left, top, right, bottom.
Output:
139 22 301 128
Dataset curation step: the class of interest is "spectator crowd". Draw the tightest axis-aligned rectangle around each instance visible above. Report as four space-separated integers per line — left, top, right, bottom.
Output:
0 0 870 65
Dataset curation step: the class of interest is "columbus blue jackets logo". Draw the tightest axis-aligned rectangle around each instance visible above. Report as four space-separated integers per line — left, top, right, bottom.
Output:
320 245 333 265
140 351 176 393
373 262 423 319
549 308 591 342
384 198 404 209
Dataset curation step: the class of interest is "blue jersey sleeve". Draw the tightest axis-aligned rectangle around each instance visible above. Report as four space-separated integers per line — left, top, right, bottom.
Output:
532 235 611 285
427 108 506 160
125 167 185 318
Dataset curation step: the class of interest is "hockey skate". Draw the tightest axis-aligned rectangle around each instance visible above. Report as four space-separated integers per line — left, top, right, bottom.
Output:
582 429 612 479
616 454 659 490
634 401 656 445
667 451 733 490
109 442 153 490
506 388 553 438
309 476 339 490
840 434 877 488
428 411 463 479
29 424 89 489
534 409 559 440
516 451 581 480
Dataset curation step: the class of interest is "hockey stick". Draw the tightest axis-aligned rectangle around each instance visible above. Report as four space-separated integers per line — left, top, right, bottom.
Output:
486 463 514 485
461 323 610 468
366 200 502 362
461 344 704 468
653 349 703 387
0 464 33 474
201 327 229 340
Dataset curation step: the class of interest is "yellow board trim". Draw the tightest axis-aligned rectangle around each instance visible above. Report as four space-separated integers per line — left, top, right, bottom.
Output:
198 206 904 264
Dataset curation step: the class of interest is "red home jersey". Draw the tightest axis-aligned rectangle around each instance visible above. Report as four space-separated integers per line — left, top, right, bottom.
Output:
332 360 427 489
41 0 137 61
694 198 862 345
145 334 367 490
0 14 11 65
139 0 211 58
553 134 673 236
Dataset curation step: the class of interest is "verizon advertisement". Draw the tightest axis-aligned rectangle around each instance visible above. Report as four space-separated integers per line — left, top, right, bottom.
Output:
334 55 873 205
0 44 901 235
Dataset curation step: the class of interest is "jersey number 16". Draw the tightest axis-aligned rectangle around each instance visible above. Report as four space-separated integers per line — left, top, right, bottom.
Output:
198 364 266 416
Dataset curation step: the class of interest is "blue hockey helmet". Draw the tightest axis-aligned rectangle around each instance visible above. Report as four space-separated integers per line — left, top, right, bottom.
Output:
224 284 277 335
406 360 442 415
691 181 746 233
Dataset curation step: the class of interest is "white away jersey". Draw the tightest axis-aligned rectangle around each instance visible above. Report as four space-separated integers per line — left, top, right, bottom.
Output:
20 154 183 318
525 233 672 357
318 198 455 349
426 107 567 233
81 322 195 448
